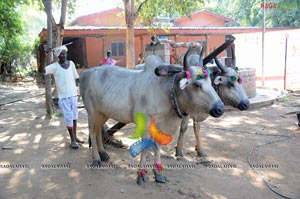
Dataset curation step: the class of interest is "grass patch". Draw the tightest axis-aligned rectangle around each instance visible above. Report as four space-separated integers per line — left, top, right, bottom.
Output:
279 93 292 103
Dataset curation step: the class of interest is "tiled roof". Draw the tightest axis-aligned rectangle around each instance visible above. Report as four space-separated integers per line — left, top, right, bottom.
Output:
39 26 299 40
173 9 235 23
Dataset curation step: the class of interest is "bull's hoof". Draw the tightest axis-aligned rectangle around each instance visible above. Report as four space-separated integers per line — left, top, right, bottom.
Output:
196 151 206 157
99 151 110 161
153 169 166 183
196 151 207 158
197 156 211 164
136 170 149 185
175 146 184 157
91 160 101 167
195 145 207 158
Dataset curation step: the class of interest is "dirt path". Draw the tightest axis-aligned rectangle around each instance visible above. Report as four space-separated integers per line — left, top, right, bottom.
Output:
0 82 299 199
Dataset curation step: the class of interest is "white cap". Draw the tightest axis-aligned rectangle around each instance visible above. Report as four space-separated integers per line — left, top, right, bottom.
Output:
53 45 68 57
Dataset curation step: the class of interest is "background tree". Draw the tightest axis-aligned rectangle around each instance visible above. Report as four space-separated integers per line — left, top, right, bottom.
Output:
0 0 24 80
122 0 205 68
42 0 54 116
266 0 299 27
207 0 299 27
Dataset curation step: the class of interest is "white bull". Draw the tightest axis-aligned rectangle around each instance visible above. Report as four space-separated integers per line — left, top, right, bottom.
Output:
175 47 250 158
80 47 224 184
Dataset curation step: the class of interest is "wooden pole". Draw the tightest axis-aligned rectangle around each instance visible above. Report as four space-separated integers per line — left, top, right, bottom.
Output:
262 0 265 87
284 35 288 90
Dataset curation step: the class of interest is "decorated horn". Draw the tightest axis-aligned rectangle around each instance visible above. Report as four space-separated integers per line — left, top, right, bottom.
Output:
198 46 205 68
203 36 235 65
183 46 192 71
214 57 229 74
231 46 236 69
155 65 182 76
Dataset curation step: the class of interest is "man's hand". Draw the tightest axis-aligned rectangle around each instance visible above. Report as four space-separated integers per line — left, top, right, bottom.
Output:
39 68 46 74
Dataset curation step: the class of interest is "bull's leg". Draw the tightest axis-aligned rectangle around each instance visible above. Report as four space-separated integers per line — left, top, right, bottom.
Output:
193 119 207 158
103 122 127 148
88 115 101 166
153 147 167 183
107 122 127 136
96 116 110 161
88 124 107 148
136 151 149 185
175 116 189 157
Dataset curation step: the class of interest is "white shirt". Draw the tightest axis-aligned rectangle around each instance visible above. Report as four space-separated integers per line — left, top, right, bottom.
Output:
45 61 79 98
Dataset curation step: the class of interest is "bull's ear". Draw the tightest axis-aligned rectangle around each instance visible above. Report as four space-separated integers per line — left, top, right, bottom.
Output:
155 65 181 76
214 76 224 85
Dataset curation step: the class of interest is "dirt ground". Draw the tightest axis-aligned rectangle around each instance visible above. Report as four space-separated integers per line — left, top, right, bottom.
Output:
0 82 299 199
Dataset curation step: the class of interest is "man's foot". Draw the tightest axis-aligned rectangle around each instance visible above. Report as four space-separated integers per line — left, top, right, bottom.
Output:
75 137 85 144
70 142 79 149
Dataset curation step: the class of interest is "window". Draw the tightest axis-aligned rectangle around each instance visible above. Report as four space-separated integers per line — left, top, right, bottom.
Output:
157 35 169 40
111 41 124 56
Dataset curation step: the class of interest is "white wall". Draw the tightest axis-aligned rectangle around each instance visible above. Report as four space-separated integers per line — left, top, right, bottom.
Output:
233 29 300 90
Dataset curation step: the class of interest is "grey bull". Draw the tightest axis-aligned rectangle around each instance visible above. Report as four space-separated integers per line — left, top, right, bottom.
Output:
175 47 250 158
80 47 224 184
99 37 238 143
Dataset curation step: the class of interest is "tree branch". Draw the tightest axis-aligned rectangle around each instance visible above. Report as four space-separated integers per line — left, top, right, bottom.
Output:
136 0 149 15
59 0 68 27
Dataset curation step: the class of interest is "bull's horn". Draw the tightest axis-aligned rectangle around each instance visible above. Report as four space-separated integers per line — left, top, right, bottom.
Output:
198 46 205 68
203 36 235 65
231 46 236 68
183 46 192 71
155 65 181 76
214 57 229 74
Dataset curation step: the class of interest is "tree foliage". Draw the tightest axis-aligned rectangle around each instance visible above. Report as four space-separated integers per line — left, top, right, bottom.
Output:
266 0 300 27
0 1 22 42
137 0 205 25
122 0 205 68
0 0 29 80
207 0 300 27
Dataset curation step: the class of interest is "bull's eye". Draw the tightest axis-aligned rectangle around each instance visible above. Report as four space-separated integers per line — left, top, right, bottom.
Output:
227 81 235 88
193 82 202 89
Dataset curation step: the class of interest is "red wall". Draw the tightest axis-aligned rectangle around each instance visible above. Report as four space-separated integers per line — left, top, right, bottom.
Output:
86 37 102 67
84 34 226 68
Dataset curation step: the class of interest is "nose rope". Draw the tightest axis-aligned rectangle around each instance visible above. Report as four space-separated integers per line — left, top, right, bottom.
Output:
170 73 188 119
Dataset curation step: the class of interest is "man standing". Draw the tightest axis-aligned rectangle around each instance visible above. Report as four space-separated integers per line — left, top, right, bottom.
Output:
100 50 120 65
44 45 84 149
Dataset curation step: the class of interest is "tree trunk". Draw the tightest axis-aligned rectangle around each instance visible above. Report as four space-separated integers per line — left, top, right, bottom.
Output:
42 0 67 116
51 0 67 98
52 23 64 57
124 0 136 68
126 26 135 68
43 0 53 117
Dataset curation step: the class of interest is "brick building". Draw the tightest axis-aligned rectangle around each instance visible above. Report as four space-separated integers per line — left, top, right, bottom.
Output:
39 8 239 68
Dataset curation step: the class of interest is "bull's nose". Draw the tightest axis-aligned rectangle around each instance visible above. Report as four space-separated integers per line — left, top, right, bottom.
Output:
209 101 224 118
238 99 250 111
